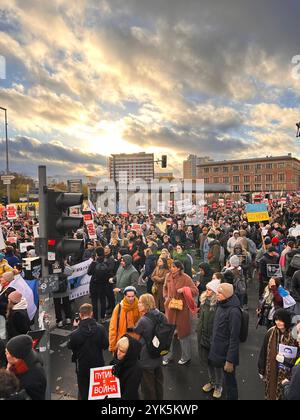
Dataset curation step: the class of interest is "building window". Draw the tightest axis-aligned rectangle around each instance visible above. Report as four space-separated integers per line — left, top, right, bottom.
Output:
204 178 210 184
255 175 262 182
204 168 210 173
223 167 229 173
278 173 285 182
233 166 239 172
244 176 250 183
266 163 273 169
256 164 262 170
255 184 262 191
278 163 284 169
223 177 230 184
266 184 273 191
233 176 240 183
266 174 273 182
244 185 251 192
244 165 250 171
233 185 240 192
213 167 219 173
213 177 219 184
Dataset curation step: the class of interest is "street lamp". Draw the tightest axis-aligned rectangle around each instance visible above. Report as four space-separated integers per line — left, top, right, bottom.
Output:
0 106 10 204
296 122 300 138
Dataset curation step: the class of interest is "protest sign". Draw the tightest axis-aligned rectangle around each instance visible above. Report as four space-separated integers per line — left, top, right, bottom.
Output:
68 259 92 300
246 204 269 223
89 366 121 400
6 205 17 220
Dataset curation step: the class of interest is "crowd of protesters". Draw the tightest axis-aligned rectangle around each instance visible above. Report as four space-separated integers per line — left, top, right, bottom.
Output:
0 194 300 400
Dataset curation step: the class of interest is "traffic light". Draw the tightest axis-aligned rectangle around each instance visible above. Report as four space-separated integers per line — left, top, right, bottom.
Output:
1 196 8 206
47 190 84 261
161 155 167 168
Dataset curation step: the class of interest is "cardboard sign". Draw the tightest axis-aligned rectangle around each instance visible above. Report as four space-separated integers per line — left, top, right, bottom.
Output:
89 366 121 400
246 204 269 223
6 205 17 220
20 242 35 253
86 220 97 240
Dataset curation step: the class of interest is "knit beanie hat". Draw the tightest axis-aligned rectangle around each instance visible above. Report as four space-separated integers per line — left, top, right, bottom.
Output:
124 286 137 295
272 237 280 245
218 283 234 300
1 271 14 283
206 280 221 294
230 255 240 268
6 335 33 361
8 291 22 304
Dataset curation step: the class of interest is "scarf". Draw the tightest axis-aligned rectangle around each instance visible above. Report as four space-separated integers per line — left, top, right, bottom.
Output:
9 360 29 376
182 286 198 317
121 297 140 319
265 327 298 400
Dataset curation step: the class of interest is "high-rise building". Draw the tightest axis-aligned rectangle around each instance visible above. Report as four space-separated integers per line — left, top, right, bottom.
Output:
183 155 213 179
109 153 155 183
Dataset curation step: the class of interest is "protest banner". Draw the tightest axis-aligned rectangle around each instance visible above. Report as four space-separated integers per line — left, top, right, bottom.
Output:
68 259 92 300
89 366 121 400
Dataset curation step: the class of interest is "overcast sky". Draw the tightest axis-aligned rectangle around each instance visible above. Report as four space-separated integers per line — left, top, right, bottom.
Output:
0 0 299 178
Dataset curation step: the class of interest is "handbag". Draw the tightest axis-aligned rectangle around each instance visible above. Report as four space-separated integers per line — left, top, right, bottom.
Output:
169 298 183 311
151 284 158 295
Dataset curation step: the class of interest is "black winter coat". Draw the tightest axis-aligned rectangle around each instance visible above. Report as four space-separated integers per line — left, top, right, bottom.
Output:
0 286 15 317
112 334 143 400
68 318 109 376
283 362 300 400
291 271 300 303
6 309 31 340
209 295 242 367
14 352 47 400
88 258 111 295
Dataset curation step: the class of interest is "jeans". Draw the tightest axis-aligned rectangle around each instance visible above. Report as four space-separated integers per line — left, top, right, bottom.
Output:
208 364 224 390
91 284 115 321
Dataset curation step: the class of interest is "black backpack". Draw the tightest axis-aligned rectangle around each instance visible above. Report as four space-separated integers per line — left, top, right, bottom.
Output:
144 312 176 359
228 307 249 344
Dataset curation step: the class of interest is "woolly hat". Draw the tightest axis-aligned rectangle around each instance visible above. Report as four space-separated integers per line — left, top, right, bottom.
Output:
218 283 234 300
206 280 221 294
123 286 137 295
230 255 240 268
271 237 280 245
1 271 14 283
6 335 34 361
8 291 22 304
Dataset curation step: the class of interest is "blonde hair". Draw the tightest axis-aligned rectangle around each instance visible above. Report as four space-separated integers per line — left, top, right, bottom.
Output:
144 248 153 257
117 336 129 353
139 293 156 312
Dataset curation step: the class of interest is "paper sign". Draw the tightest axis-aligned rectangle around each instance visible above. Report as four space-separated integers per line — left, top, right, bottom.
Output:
20 242 34 253
278 344 298 360
86 220 97 240
33 226 39 239
6 205 17 220
89 366 121 400
82 211 93 223
267 264 282 278
246 204 269 223
0 227 6 250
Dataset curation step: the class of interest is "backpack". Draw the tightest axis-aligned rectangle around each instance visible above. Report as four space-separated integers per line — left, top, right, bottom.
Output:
229 307 249 343
144 312 176 359
232 269 247 297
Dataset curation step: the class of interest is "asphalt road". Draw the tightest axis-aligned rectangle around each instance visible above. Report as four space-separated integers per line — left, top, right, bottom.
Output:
50 280 266 401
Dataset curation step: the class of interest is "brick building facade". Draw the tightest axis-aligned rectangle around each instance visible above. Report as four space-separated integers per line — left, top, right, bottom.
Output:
197 154 300 193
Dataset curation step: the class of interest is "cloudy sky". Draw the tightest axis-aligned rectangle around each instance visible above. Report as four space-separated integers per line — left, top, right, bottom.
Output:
0 0 300 178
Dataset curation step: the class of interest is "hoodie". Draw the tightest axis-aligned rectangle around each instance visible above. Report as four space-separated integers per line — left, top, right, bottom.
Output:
112 335 143 400
116 255 139 291
68 318 109 375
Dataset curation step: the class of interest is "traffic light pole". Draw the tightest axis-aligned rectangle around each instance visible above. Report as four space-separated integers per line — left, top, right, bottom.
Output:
38 166 51 400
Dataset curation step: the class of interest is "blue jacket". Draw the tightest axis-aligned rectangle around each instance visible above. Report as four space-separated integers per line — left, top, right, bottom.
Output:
209 295 242 367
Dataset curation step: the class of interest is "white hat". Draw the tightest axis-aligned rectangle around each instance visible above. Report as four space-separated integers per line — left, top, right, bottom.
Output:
206 280 221 294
